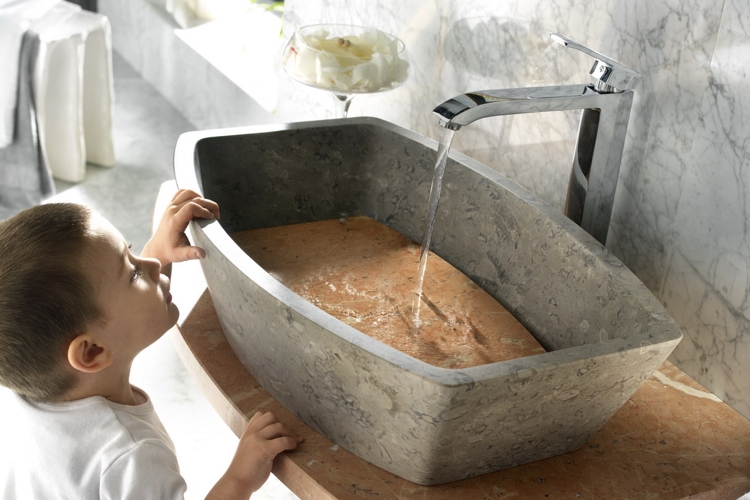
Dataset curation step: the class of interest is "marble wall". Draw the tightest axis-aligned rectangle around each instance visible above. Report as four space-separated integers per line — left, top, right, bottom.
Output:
101 0 750 420
660 0 750 421
277 0 750 420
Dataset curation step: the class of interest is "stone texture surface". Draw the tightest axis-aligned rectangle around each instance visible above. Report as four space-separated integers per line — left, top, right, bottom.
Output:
174 289 750 499
104 0 750 430
174 118 682 485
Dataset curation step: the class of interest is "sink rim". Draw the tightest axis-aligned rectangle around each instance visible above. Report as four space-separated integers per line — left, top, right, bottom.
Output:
173 117 683 387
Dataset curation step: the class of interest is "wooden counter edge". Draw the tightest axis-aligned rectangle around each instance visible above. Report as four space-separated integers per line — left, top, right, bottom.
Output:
168 325 337 500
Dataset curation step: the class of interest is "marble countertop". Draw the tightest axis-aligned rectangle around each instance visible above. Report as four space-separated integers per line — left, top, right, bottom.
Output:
169 285 750 500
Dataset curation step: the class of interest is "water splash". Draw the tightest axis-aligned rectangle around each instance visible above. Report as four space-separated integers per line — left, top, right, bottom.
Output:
412 126 456 325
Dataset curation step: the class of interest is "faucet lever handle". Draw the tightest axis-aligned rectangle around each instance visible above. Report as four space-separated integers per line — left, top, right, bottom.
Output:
550 33 641 92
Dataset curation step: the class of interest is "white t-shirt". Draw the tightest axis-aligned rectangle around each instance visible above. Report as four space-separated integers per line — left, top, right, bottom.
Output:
0 386 187 499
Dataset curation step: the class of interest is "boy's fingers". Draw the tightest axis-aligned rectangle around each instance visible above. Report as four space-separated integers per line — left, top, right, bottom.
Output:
246 412 301 440
265 436 301 454
183 198 220 219
241 412 302 459
173 245 206 261
246 411 277 432
257 422 295 440
172 202 216 232
200 198 220 219
248 411 266 424
171 194 220 220
171 188 202 204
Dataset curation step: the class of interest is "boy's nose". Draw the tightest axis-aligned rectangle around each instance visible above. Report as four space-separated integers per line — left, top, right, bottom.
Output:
144 257 162 280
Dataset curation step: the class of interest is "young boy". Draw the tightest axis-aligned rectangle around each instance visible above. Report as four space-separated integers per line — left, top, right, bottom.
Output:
0 189 301 499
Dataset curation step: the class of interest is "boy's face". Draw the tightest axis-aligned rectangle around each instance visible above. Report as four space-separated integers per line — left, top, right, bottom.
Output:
86 214 179 363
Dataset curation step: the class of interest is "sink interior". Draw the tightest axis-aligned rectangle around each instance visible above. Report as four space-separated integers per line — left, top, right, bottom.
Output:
174 117 682 485
193 120 666 352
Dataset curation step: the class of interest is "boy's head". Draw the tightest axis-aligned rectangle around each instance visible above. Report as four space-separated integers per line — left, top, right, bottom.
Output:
0 203 101 401
0 203 178 402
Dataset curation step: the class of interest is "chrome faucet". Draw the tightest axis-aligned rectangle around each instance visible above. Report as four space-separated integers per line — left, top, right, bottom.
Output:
433 33 641 245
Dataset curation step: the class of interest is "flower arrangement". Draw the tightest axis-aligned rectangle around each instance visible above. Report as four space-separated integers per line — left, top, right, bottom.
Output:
282 25 409 94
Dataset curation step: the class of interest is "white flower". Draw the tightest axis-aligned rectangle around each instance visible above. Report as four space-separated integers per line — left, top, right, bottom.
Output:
283 27 409 93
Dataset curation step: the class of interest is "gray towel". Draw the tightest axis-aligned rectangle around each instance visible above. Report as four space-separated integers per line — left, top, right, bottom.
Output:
0 30 55 220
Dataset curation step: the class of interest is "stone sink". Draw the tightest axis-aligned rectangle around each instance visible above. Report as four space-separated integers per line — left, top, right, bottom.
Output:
173 117 682 485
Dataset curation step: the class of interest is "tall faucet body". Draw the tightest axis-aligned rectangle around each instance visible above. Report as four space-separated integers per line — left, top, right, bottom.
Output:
434 85 634 245
433 35 640 246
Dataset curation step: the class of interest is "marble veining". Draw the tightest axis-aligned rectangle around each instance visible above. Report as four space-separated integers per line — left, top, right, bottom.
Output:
650 370 723 402
279 0 724 291
102 0 750 423
661 0 750 420
275 0 750 423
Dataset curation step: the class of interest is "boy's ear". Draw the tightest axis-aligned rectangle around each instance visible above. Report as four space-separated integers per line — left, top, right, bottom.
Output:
67 334 112 373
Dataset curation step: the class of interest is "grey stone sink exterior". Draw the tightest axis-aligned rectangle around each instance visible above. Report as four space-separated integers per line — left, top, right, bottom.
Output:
173 117 682 485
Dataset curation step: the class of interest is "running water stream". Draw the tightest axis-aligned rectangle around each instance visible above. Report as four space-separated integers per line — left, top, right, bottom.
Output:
412 126 456 324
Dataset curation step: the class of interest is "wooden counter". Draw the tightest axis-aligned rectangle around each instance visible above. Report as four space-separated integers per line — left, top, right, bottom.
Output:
169 283 750 500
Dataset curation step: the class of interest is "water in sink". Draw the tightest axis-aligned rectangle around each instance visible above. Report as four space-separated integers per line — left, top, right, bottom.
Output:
230 215 545 369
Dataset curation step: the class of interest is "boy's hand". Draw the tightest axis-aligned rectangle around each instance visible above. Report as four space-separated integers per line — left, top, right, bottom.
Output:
206 411 302 500
142 189 220 269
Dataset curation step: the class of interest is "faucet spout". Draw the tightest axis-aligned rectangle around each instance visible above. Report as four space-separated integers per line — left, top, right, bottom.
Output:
432 35 640 246
431 34 640 245
433 84 634 245
434 84 601 129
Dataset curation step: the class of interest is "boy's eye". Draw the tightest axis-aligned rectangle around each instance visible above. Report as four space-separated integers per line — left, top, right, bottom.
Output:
130 263 143 282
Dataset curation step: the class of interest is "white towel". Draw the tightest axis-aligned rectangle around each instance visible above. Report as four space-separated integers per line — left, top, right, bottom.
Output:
0 0 61 148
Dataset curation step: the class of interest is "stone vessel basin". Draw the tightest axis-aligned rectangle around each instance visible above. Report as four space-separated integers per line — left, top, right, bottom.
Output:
173 117 682 485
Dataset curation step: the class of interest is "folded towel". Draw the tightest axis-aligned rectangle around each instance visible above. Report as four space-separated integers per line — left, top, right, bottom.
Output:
0 0 61 148
0 30 55 220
